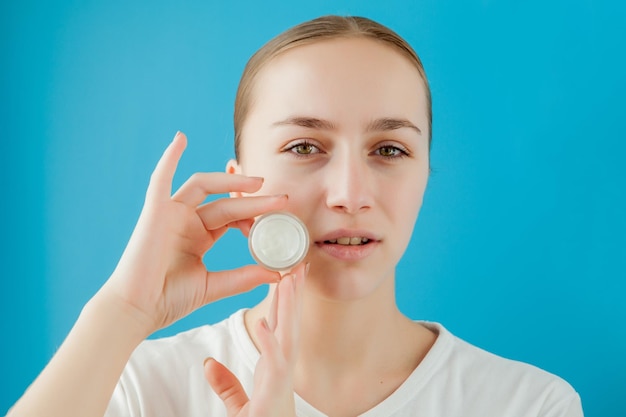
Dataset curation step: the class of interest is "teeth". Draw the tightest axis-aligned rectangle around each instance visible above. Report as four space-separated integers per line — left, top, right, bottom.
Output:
327 237 370 246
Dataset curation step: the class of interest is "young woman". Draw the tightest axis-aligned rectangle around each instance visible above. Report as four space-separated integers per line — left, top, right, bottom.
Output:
8 16 582 417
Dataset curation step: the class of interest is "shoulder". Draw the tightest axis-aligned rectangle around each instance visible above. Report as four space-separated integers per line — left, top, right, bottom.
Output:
414 322 583 417
127 308 258 374
105 309 257 417
132 310 240 362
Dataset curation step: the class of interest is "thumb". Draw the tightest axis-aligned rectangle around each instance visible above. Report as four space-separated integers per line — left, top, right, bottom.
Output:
204 265 280 305
204 357 249 415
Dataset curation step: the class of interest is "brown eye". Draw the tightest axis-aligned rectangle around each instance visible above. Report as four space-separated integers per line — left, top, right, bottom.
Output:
285 141 321 156
293 144 317 154
379 146 405 158
378 146 399 157
373 144 409 159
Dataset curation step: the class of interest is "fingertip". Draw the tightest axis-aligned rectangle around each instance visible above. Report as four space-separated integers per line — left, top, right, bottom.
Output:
259 266 283 284
233 175 266 194
173 130 187 149
271 193 289 202
203 357 219 379
147 131 187 199
203 357 215 381
279 272 295 283
255 317 279 354
252 266 281 284
239 222 252 238
258 317 270 333
249 176 267 192
161 130 187 165
203 357 250 411
228 218 254 237
278 272 297 294
255 318 267 343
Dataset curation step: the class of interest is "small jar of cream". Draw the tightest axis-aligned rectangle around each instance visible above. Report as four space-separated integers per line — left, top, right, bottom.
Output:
248 212 309 271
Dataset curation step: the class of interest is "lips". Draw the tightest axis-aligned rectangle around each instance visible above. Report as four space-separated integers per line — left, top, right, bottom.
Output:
314 229 380 261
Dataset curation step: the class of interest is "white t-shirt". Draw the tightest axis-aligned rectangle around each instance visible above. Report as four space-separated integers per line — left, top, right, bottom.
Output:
105 309 583 417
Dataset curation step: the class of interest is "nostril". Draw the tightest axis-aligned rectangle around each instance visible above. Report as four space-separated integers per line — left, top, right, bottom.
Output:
324 161 373 213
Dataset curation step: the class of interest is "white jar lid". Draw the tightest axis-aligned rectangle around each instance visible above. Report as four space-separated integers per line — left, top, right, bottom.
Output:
249 212 309 271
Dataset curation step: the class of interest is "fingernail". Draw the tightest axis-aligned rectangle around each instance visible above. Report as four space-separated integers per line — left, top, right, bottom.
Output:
260 318 270 331
271 194 288 199
280 273 294 281
249 176 264 182
280 273 295 288
174 131 181 140
305 262 311 275
203 357 213 367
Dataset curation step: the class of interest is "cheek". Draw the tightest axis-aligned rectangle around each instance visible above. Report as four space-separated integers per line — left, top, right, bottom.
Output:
389 191 424 257
242 163 319 206
380 173 427 225
265 174 320 214
251 174 319 237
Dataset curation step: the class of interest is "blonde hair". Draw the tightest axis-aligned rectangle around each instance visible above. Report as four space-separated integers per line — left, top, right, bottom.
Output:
234 15 432 160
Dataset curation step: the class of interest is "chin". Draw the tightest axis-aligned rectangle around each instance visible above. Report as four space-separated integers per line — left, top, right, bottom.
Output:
303 262 395 304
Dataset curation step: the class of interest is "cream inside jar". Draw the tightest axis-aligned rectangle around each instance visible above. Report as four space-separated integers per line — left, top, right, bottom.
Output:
248 212 309 271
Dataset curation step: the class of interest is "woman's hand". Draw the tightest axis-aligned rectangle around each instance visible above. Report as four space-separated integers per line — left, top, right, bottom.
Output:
204 263 306 417
8 131 290 417
100 131 287 336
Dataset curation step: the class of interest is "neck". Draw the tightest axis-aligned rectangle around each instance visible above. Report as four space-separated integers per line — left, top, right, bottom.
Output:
297 284 405 369
246 273 432 372
245 274 437 416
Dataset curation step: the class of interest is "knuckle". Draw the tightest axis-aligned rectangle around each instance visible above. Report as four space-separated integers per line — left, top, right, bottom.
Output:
216 200 236 219
189 172 204 184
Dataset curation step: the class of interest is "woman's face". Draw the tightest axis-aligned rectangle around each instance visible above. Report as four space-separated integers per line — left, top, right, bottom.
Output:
229 37 430 301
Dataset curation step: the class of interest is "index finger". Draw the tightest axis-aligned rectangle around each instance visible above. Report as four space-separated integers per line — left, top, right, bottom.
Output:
146 132 187 202
274 263 307 362
172 172 265 207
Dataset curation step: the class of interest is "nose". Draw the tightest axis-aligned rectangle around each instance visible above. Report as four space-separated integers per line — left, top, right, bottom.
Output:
324 151 373 214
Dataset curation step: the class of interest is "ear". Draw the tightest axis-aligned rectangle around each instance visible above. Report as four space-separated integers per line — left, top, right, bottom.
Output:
226 159 244 198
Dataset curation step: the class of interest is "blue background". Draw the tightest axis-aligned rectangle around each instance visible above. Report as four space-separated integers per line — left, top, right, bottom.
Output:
2 1 625 415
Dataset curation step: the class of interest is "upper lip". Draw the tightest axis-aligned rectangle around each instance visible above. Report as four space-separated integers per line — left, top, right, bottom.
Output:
315 229 381 243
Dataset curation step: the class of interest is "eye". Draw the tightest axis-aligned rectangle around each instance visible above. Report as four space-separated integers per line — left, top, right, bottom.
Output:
283 140 321 157
373 144 409 159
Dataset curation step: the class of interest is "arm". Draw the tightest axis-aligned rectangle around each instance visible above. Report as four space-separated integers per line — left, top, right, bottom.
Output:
7 292 148 417
8 132 287 417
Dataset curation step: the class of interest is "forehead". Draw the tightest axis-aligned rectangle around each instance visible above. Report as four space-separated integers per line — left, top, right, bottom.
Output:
242 37 429 137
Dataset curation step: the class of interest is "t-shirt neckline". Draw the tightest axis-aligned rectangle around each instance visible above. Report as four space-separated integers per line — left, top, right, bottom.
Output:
229 309 453 417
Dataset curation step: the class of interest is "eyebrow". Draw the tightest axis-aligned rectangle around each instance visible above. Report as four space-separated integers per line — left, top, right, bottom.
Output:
272 116 421 135
272 116 337 130
366 117 421 135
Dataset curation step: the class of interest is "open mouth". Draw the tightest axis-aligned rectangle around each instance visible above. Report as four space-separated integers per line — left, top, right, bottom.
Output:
323 237 371 246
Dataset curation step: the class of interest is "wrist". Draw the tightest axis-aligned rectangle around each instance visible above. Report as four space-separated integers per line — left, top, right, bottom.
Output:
7 283 154 417
84 286 155 345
